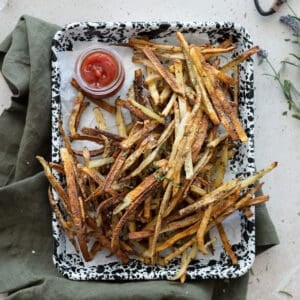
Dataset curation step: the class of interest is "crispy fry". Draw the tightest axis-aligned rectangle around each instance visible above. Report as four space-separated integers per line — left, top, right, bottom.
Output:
60 148 91 261
114 172 159 214
116 98 149 121
36 155 71 215
142 47 183 95
197 204 213 254
164 237 197 265
71 133 105 144
103 150 128 192
156 221 200 253
150 182 172 263
128 97 165 124
111 177 160 251
220 45 260 73
134 68 147 106
179 178 241 217
170 242 198 282
48 188 78 251
72 147 104 157
217 223 238 265
81 127 124 143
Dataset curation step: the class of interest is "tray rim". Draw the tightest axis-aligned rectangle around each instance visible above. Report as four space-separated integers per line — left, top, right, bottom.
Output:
50 20 256 281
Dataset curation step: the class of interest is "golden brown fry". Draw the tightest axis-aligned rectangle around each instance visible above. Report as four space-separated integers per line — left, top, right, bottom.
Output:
87 157 114 169
142 47 183 95
220 45 260 73
128 37 182 52
93 232 129 264
179 178 240 217
116 98 149 121
60 148 91 261
48 188 78 252
58 119 75 159
160 212 202 234
129 121 174 178
156 221 200 253
103 150 128 192
128 97 165 124
217 223 238 265
201 45 237 55
170 242 198 282
134 68 147 106
36 155 71 215
114 172 159 214
150 182 172 263
240 161 278 189
191 114 209 161
49 162 65 174
81 127 124 142
121 135 157 174
128 230 153 240
72 147 104 157
93 106 106 130
197 204 213 254
77 164 105 185
111 177 160 252
71 133 105 144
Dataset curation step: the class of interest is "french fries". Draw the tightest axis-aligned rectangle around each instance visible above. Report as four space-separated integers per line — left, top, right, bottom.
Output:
37 32 277 283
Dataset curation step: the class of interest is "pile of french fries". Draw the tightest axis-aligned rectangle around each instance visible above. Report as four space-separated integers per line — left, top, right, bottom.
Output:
37 32 277 283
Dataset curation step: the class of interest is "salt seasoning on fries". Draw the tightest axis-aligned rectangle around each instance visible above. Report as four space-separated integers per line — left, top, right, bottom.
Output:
37 32 277 283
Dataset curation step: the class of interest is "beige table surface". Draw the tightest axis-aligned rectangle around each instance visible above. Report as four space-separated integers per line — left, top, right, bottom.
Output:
0 0 300 299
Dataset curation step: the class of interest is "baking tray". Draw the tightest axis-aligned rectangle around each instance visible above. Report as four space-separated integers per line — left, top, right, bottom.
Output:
51 21 256 281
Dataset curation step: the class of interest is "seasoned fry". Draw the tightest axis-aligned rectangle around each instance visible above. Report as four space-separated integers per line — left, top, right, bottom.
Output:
134 68 147 106
150 182 172 263
142 47 183 95
116 98 149 121
217 223 238 265
81 127 124 142
128 97 165 124
170 242 198 282
36 155 71 215
220 45 260 73
103 150 128 192
60 148 91 261
72 147 104 157
114 172 160 214
197 204 213 254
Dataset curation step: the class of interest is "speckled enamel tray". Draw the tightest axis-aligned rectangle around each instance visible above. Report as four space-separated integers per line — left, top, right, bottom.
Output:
51 21 256 281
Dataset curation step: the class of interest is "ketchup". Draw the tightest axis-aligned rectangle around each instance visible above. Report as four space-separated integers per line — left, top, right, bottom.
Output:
80 52 118 88
75 46 125 99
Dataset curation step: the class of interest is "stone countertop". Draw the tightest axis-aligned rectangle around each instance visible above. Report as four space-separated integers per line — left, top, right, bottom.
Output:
0 0 299 299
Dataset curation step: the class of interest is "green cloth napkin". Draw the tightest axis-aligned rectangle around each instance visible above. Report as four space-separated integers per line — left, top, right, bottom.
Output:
0 15 279 300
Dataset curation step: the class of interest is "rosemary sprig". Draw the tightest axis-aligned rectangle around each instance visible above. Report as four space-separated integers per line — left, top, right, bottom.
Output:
258 5 300 120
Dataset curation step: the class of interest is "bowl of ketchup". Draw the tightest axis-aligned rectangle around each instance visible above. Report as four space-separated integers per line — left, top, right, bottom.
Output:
74 45 125 99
